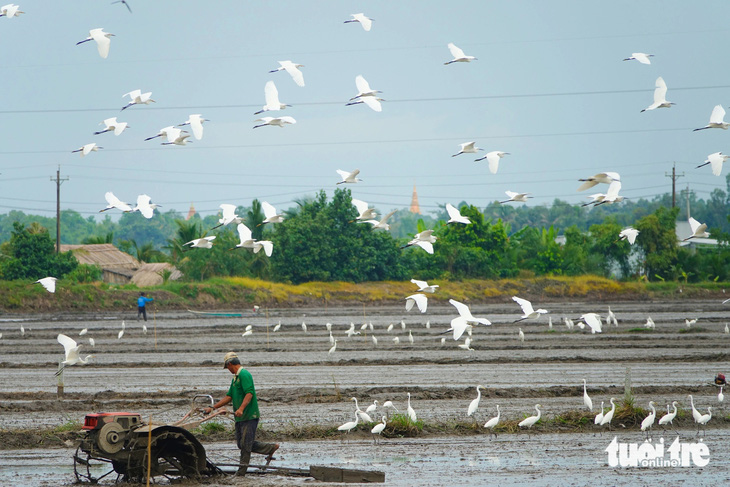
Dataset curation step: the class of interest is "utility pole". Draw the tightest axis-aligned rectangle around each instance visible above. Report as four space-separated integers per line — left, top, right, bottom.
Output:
685 184 691 220
50 165 69 254
664 162 684 208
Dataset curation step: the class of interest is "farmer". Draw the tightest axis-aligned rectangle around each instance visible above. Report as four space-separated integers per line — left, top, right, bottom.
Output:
136 292 154 321
204 352 279 475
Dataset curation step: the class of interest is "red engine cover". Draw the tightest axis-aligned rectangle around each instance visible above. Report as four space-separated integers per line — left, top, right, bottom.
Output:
82 412 142 430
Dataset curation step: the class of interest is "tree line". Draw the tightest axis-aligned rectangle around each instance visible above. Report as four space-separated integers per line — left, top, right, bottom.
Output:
1 187 728 284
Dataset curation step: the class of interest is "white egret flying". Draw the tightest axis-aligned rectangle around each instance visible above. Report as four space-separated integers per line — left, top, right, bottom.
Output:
178 114 208 140
623 52 653 64
94 117 129 136
351 198 377 222
696 152 729 177
447 299 491 340
269 61 305 87
55 334 94 376
72 143 102 157
232 223 273 257
445 203 471 225
0 4 24 18
618 227 639 245
363 210 396 230
100 192 133 213
76 28 114 59
344 13 373 31
405 293 428 313
402 230 437 254
452 141 482 157
641 76 674 112
346 96 384 112
121 89 155 111
253 116 296 129
336 168 362 184
512 296 548 322
444 43 476 64
694 105 730 131
255 81 290 115
410 279 439 293
683 217 710 240
145 126 184 144
133 194 160 219
259 201 285 225
577 172 620 192
213 204 242 229
475 151 510 174
500 191 531 204
35 277 57 293
184 236 216 249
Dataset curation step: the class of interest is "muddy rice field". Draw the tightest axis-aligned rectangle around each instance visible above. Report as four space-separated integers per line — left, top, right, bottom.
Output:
1 298 729 486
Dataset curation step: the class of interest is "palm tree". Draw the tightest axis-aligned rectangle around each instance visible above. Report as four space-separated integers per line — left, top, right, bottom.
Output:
165 220 202 262
83 231 114 244
246 199 265 240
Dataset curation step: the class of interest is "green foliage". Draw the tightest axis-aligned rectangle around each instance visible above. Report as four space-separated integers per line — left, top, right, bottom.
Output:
65 264 102 283
270 189 407 283
635 206 680 281
0 222 78 280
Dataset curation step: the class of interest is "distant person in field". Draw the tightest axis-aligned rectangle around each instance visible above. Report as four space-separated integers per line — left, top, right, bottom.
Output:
136 292 154 321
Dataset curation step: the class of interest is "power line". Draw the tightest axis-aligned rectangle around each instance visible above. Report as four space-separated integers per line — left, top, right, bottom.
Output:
3 84 730 116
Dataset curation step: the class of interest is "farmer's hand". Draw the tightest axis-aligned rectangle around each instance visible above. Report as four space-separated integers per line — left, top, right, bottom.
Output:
203 407 212 414
235 408 243 418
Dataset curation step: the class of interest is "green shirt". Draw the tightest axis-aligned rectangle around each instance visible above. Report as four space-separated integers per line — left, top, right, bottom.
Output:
226 367 260 422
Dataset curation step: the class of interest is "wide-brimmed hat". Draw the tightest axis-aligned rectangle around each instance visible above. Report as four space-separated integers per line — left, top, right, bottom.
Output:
223 351 238 368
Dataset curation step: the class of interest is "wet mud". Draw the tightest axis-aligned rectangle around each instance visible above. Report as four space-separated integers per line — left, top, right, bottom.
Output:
0 299 728 485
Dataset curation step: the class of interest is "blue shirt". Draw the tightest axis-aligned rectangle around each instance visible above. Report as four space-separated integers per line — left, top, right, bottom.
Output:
137 296 154 307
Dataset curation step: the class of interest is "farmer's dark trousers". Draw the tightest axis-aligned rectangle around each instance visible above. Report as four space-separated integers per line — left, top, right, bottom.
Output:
234 418 277 475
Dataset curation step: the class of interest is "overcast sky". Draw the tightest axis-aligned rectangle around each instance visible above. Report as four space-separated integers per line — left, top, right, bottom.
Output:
1 1 729 221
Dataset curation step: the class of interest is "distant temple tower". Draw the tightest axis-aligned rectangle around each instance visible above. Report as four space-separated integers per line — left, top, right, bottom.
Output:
186 202 197 220
409 184 421 214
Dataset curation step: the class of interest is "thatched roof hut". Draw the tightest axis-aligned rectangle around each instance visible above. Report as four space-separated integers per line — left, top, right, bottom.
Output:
131 263 182 287
60 244 181 286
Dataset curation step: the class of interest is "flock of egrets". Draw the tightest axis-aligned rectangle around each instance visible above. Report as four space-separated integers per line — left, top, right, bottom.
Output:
334 378 723 442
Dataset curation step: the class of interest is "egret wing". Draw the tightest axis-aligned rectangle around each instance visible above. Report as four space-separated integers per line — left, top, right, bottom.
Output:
237 223 252 242
487 152 500 174
414 241 433 254
264 81 280 108
283 63 305 87
361 97 382 112
261 201 277 219
355 75 370 94
57 334 78 356
445 203 461 221
653 77 667 103
708 152 725 176
351 198 369 216
710 105 725 124
411 278 428 289
448 43 466 58
512 296 534 315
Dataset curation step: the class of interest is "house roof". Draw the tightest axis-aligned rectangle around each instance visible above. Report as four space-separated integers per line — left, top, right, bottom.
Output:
131 263 183 287
60 244 140 269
